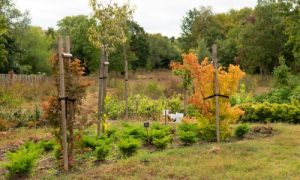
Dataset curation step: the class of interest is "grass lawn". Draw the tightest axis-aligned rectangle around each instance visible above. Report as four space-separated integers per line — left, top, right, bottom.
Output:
44 123 300 180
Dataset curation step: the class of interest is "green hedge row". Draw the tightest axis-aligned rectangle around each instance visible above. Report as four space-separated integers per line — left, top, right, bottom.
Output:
239 102 300 124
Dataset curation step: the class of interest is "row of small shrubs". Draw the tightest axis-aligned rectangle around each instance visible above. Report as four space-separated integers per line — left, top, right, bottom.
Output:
79 123 173 160
80 134 139 159
177 120 236 145
239 102 300 124
2 140 57 179
78 122 253 165
105 94 183 120
0 107 43 131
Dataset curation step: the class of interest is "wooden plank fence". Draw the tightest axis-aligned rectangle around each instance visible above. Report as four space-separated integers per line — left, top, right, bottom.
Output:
0 74 51 86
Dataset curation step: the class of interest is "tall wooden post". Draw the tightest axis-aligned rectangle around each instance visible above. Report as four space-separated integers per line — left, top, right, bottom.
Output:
58 36 69 171
64 36 74 166
97 47 105 137
123 44 129 119
212 44 220 143
103 48 109 123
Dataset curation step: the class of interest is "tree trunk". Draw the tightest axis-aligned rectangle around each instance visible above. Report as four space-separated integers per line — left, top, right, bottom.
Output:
123 44 129 119
97 47 105 137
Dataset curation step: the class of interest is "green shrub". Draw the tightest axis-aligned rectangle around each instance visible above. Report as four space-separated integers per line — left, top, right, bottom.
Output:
254 58 299 104
198 121 217 142
178 123 198 145
178 131 198 145
168 95 183 113
150 123 172 149
234 124 250 138
239 102 300 124
187 105 201 117
80 135 99 150
255 87 291 104
118 137 141 157
123 125 147 141
4 144 41 178
53 146 62 160
106 127 121 141
152 136 171 149
128 95 164 120
95 142 110 161
150 124 171 139
230 84 253 106
38 140 57 152
105 96 124 120
197 118 232 141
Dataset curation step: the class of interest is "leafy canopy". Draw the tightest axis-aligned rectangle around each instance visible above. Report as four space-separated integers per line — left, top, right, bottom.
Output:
88 0 134 53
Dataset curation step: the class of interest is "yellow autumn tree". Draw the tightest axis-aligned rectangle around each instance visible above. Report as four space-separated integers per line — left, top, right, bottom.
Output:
171 53 245 139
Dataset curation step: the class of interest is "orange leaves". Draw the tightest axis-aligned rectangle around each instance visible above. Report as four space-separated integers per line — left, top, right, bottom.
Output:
171 52 245 123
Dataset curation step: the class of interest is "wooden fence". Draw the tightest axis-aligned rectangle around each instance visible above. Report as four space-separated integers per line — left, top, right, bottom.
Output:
0 74 51 86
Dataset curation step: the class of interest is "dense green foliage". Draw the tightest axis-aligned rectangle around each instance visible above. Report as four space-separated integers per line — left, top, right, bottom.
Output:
57 15 100 73
255 58 300 104
3 140 56 178
4 147 40 178
234 124 250 138
1 0 300 75
80 135 100 150
38 140 57 152
105 94 183 120
95 142 110 161
239 102 300 124
180 1 300 74
0 0 53 74
118 137 141 157
150 123 172 149
177 123 198 145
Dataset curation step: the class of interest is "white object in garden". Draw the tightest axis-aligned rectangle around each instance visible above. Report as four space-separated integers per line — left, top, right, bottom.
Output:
168 114 177 121
166 110 184 123
175 113 184 123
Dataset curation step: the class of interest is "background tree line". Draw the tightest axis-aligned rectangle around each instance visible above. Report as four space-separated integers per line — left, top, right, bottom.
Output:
0 0 299 75
179 0 300 75
0 0 180 74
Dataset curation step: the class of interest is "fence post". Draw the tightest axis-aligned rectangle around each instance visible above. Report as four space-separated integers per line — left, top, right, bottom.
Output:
58 36 69 171
212 44 220 143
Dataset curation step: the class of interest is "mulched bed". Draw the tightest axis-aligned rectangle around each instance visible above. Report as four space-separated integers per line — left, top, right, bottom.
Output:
245 125 275 139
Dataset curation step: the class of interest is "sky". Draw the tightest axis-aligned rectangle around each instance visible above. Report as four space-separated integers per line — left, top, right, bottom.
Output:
14 0 257 37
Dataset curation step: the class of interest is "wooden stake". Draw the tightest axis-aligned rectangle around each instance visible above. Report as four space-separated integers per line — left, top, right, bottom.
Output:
102 48 109 126
97 47 105 137
212 44 220 143
123 43 129 120
64 36 74 166
58 36 69 171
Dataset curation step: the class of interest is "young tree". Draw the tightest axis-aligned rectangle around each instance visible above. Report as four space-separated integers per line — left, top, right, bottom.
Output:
43 53 90 169
171 53 245 140
88 0 133 136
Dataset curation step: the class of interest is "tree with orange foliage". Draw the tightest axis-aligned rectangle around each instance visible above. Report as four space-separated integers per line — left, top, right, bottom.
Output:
171 53 245 139
42 54 90 167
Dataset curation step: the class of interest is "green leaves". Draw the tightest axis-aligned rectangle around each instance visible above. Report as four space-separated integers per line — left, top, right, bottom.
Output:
57 15 100 72
88 0 134 53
